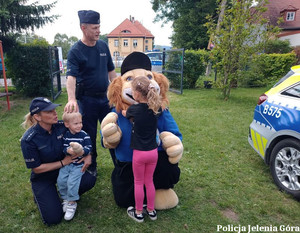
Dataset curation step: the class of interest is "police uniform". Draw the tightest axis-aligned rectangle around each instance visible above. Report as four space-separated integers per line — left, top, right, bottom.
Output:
67 10 115 168
21 97 96 225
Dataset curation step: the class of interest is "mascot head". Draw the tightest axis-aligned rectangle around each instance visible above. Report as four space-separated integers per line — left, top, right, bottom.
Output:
108 52 169 112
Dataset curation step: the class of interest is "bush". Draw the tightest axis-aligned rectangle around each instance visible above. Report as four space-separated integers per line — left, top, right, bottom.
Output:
182 49 209 88
241 52 297 87
264 39 293 54
6 43 51 97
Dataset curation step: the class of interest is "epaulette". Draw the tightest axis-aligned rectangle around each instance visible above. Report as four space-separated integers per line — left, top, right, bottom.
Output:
24 127 37 142
57 120 64 125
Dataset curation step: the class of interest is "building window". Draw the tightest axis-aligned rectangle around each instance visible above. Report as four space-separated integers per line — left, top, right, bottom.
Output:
113 51 120 57
286 12 295 21
133 39 137 48
123 39 128 47
121 30 131 33
145 40 148 44
145 45 148 51
114 40 119 47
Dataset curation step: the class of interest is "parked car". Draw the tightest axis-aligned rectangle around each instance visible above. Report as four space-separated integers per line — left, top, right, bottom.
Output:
248 65 300 199
145 51 163 72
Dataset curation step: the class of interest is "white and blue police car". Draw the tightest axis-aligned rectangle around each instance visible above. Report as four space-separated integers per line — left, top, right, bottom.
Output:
145 51 163 73
248 65 300 199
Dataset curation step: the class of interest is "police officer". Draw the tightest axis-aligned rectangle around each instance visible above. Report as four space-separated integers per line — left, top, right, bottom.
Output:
65 10 117 172
21 97 95 225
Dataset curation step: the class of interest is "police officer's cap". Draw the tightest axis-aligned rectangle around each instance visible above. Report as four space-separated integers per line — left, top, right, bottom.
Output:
121 52 152 75
29 97 61 115
78 10 100 24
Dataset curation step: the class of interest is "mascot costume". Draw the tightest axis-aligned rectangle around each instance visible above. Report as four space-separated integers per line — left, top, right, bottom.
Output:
101 52 183 210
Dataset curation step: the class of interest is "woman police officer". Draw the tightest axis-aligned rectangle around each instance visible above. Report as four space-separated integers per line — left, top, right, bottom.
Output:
21 97 95 225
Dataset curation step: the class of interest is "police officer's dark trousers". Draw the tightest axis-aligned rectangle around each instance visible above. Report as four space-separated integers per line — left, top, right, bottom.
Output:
32 170 96 225
78 95 110 167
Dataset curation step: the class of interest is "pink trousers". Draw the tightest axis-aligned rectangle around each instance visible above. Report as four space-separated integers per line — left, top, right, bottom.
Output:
132 148 158 211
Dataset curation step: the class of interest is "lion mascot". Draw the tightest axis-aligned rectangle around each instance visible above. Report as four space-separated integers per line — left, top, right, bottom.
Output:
101 52 183 210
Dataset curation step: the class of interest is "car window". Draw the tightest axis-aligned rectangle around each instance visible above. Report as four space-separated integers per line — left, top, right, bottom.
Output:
273 70 295 87
281 83 300 98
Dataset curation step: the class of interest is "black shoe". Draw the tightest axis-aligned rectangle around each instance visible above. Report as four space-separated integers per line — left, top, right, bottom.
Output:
127 206 144 223
142 204 157 220
145 209 157 220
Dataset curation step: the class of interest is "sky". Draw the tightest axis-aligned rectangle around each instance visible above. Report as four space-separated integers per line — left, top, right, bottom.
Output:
28 0 173 46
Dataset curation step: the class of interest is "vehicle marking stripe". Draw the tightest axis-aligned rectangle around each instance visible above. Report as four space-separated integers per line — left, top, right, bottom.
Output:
262 137 268 153
250 129 259 152
255 132 265 157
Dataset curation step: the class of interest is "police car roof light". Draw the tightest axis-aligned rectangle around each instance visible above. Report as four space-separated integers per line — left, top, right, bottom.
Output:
258 93 268 105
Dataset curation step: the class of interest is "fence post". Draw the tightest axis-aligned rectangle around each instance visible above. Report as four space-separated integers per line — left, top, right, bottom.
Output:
0 41 10 110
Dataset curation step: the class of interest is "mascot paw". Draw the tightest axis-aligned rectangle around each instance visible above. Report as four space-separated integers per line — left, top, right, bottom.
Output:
155 189 179 210
69 142 83 155
101 112 122 148
160 131 183 164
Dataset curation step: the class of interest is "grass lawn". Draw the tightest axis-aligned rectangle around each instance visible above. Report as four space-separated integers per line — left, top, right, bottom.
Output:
1 87 300 233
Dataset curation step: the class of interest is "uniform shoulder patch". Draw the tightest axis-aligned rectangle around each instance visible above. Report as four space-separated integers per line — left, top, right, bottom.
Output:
24 127 37 142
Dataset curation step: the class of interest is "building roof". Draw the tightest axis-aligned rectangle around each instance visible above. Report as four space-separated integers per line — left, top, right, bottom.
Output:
107 17 154 38
263 0 300 29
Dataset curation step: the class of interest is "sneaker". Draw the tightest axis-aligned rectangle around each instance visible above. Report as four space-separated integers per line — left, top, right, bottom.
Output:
127 206 144 223
64 202 77 221
145 209 157 220
62 200 68 213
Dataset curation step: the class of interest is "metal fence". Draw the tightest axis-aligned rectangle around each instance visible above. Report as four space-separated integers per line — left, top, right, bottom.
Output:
162 48 184 94
48 46 62 100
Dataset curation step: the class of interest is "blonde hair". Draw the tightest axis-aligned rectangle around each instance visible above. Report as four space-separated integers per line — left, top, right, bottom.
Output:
21 113 38 130
132 76 161 114
62 112 82 123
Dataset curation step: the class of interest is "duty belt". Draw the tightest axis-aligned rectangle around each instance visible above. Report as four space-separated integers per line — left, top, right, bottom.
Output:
83 91 107 97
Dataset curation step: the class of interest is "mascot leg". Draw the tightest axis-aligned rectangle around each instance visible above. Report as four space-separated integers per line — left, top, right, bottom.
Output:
110 150 135 208
155 189 179 210
153 151 181 210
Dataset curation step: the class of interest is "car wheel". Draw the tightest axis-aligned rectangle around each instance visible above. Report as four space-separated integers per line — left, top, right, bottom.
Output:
270 138 300 199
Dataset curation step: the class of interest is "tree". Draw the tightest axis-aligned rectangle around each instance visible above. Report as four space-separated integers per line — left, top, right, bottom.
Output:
151 0 217 49
0 0 58 52
52 33 78 59
0 0 58 35
206 0 280 100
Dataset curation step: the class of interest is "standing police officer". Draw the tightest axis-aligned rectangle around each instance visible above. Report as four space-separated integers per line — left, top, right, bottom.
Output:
65 10 117 173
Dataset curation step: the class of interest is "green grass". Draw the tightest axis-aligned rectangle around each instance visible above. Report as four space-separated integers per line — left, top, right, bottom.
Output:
1 87 300 232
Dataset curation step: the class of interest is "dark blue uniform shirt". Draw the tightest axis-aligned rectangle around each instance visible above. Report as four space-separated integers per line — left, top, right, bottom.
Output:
66 40 115 92
21 121 67 181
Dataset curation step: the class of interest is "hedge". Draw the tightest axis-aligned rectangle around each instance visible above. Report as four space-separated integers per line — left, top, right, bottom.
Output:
241 52 297 87
6 44 51 97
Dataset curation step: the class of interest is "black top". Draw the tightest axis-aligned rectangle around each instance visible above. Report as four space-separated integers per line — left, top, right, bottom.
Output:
67 40 115 92
126 103 160 151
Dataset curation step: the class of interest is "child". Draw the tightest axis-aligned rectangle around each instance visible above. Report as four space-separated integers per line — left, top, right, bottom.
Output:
122 76 162 223
57 112 92 221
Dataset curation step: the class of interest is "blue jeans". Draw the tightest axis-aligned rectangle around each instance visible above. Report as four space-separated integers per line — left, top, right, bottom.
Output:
57 163 84 201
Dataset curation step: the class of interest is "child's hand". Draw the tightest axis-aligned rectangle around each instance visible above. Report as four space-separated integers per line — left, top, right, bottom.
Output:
122 110 126 117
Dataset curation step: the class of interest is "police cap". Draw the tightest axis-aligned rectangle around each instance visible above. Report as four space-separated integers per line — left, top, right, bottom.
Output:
78 10 100 24
29 97 61 115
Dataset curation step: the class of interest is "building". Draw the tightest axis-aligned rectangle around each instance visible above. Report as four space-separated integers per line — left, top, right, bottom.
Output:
263 0 300 46
107 16 154 60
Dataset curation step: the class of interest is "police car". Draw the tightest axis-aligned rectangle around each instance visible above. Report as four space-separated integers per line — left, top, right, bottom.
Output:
248 65 300 199
145 51 163 72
